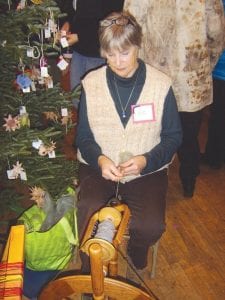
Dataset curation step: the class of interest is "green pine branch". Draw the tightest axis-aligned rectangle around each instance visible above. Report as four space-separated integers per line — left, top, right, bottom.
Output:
0 1 80 215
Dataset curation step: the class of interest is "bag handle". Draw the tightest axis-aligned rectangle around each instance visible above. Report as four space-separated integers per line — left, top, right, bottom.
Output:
59 209 79 246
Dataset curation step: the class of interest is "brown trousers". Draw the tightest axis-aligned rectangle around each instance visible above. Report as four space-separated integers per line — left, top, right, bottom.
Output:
77 163 168 270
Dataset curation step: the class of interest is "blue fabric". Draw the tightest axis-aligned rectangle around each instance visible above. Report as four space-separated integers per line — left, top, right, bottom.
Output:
70 50 105 107
70 51 105 90
212 50 225 81
212 0 225 81
23 266 58 298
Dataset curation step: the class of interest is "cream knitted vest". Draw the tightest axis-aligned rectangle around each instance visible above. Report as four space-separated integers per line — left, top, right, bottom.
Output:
77 64 172 182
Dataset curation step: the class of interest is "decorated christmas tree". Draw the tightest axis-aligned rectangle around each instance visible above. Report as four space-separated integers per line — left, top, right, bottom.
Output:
0 0 79 221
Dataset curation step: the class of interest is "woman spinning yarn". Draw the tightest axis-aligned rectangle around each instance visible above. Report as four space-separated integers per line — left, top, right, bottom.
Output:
76 11 182 275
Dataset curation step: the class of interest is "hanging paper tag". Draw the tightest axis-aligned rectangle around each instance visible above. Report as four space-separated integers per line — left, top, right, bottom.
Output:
32 139 43 149
20 171 27 181
7 170 16 180
49 19 57 33
41 66 48 77
52 23 57 33
44 27 51 38
57 57 69 71
61 108 68 117
48 151 56 158
27 48 34 58
19 106 26 115
48 19 55 31
60 37 69 48
23 86 31 93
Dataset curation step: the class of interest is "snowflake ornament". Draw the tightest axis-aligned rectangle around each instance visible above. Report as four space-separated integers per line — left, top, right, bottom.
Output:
3 114 20 132
12 161 24 178
38 144 49 156
38 141 56 156
43 111 59 122
48 141 56 153
30 186 45 207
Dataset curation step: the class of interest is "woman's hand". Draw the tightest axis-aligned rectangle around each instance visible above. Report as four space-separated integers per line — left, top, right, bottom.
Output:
118 155 147 176
98 155 124 181
55 22 70 44
61 22 70 33
66 33 79 46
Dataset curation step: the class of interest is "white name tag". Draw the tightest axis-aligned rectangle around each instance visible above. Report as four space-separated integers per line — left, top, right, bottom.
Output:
132 103 155 123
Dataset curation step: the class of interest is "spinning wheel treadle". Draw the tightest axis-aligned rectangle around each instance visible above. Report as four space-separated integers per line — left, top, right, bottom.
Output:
38 204 154 299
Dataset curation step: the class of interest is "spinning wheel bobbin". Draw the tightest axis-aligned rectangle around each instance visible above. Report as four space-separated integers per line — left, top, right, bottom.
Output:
81 206 122 264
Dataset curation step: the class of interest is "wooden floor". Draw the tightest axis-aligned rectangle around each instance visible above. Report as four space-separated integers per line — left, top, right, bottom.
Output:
144 155 225 300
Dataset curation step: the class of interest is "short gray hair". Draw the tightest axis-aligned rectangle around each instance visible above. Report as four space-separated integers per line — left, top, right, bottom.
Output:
99 11 142 58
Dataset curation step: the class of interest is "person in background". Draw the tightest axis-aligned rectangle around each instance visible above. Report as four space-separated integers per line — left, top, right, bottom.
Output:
201 0 225 169
124 0 224 197
76 10 182 280
59 0 124 108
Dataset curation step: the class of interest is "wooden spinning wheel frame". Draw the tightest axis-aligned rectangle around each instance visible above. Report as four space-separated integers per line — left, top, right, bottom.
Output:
38 204 154 300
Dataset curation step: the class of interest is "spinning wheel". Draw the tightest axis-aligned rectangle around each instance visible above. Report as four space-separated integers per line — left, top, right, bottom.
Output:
38 204 154 299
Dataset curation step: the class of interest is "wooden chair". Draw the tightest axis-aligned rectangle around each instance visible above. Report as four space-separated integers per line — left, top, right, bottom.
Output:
149 241 159 279
38 204 156 299
123 232 159 280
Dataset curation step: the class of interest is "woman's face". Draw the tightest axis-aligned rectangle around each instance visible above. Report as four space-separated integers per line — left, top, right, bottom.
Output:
105 45 139 78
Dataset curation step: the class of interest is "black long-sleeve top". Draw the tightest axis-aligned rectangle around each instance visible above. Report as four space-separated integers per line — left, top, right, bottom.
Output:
76 60 183 174
69 0 124 57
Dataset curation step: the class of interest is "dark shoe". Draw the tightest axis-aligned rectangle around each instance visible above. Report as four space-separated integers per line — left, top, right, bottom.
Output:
209 162 222 170
200 153 223 169
200 153 208 165
182 179 195 198
183 186 194 198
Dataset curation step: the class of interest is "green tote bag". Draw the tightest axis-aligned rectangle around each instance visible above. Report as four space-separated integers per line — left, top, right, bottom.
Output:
19 204 78 271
